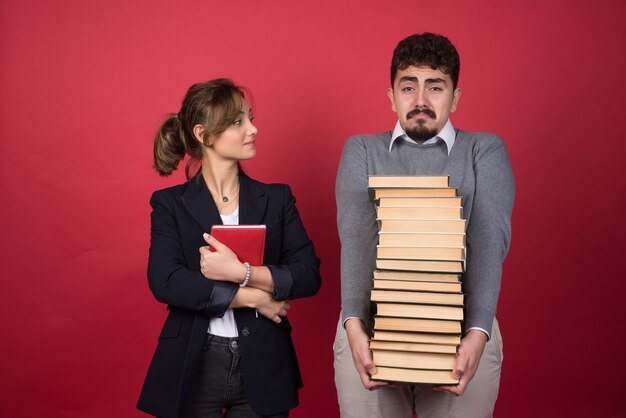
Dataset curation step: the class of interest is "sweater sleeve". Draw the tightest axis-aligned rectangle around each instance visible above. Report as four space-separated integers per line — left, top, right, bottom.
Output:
336 136 378 326
464 135 515 334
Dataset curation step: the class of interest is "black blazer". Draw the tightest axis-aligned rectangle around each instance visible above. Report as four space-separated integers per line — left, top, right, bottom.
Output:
137 173 321 418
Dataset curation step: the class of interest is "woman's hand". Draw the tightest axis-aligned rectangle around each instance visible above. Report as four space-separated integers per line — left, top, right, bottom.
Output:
199 233 246 283
231 287 290 324
253 288 290 323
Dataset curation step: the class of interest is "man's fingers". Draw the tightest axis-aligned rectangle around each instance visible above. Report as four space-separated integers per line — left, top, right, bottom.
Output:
363 358 377 375
452 353 468 379
359 367 389 390
433 385 460 395
359 349 385 389
365 379 390 390
434 370 469 396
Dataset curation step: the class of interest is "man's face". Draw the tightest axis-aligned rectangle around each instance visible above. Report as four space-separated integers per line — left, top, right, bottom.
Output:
388 65 461 142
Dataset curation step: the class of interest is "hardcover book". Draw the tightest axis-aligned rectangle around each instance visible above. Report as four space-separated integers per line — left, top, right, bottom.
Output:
372 367 459 385
373 316 462 334
374 302 464 321
372 349 457 370
209 225 266 266
371 289 464 306
378 197 462 207
372 330 461 345
373 270 461 283
374 188 457 199
378 232 465 247
368 175 449 189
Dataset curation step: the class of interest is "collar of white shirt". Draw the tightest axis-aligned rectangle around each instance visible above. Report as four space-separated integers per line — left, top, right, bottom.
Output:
389 119 456 155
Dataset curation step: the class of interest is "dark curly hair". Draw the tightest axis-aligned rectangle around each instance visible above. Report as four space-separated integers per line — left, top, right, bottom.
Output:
390 33 460 89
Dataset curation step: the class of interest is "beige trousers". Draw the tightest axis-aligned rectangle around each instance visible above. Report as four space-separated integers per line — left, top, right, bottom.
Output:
333 317 503 418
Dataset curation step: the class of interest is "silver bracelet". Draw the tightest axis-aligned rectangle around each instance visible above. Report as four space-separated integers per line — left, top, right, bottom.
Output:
240 262 252 288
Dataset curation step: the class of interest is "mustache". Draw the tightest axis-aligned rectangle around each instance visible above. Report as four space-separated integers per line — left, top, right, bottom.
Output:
407 108 436 119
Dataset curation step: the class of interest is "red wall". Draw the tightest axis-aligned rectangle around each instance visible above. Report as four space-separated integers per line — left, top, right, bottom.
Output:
1 1 625 416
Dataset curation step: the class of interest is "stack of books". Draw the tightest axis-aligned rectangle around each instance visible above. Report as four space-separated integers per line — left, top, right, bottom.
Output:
368 175 465 385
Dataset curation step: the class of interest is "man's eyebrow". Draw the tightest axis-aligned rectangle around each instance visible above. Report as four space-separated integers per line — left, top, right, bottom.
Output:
425 77 447 84
399 75 418 83
398 76 448 85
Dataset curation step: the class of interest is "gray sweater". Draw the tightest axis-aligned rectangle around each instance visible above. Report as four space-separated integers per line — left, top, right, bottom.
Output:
336 129 515 334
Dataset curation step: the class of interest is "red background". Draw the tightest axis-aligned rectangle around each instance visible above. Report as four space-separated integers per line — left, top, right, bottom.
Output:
1 1 625 417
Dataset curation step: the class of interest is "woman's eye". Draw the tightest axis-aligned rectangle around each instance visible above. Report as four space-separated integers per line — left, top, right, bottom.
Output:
233 119 242 126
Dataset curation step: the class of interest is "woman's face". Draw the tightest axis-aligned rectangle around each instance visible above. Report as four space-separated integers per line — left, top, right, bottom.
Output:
209 100 257 162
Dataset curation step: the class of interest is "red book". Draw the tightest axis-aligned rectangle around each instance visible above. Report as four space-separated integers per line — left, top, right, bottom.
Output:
209 225 266 266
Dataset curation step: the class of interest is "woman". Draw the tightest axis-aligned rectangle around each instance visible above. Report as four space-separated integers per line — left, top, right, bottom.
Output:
137 79 321 418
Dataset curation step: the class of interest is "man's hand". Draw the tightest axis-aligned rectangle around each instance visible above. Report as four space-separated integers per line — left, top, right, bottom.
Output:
345 318 389 390
434 329 487 395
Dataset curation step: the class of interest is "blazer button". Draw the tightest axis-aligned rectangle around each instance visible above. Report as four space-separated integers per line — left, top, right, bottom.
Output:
241 327 250 337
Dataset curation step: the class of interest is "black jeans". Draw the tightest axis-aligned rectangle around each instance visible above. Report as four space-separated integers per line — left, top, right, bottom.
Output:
181 334 289 418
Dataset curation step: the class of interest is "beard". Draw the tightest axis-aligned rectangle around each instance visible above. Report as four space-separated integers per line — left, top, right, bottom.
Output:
404 108 438 142
405 124 438 142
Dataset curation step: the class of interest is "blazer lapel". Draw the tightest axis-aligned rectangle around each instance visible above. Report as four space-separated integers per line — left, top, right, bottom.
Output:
181 174 223 231
239 172 268 225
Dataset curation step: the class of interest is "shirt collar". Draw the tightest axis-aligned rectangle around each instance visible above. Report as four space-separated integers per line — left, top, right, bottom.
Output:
389 119 456 155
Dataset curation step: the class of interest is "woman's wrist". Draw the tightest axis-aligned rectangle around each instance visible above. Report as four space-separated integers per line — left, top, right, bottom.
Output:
229 261 247 284
234 286 255 309
239 262 252 287
240 287 251 308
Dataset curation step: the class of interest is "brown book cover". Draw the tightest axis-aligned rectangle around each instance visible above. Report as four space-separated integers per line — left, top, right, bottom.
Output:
374 316 462 334
375 188 457 199
378 232 465 247
377 246 464 261
372 330 461 345
376 259 464 273
378 197 462 207
373 270 461 283
373 280 461 294
378 219 466 234
377 206 463 220
372 349 457 370
369 340 458 354
371 289 464 306
372 366 459 385
368 175 449 189
375 302 463 321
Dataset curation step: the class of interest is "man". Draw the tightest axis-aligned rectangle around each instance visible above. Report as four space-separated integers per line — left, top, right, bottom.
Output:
334 33 514 417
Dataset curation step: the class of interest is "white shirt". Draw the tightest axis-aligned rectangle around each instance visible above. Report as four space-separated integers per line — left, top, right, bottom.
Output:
207 207 240 337
389 119 456 155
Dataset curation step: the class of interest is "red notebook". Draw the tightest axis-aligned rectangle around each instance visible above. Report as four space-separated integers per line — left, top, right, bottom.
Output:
209 225 266 266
